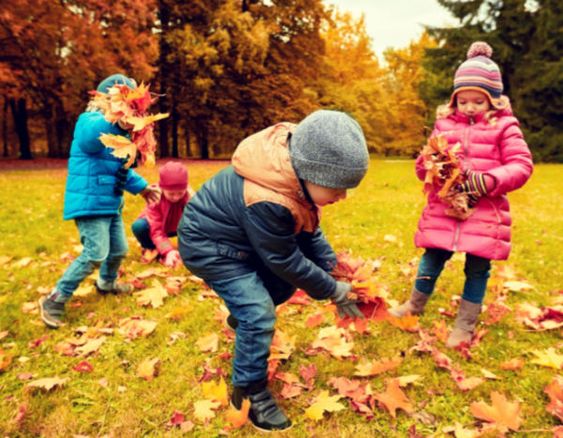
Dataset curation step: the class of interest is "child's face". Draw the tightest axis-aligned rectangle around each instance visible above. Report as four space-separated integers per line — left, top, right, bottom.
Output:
456 90 491 117
304 181 347 206
162 189 186 203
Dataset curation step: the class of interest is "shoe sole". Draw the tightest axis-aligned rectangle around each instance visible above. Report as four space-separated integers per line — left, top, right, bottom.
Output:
38 297 63 329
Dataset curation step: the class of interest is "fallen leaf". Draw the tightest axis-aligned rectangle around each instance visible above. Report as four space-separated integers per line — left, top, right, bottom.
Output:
0 348 13 372
354 357 402 377
311 326 354 359
17 372 34 380
135 280 168 308
299 364 317 389
396 375 422 387
503 280 533 292
193 399 220 423
443 422 481 438
202 377 228 406
374 378 414 418
387 314 420 332
304 390 345 421
73 360 94 373
480 369 500 380
225 399 250 430
13 403 27 428
530 348 563 369
270 330 296 360
500 358 524 371
27 377 69 392
432 319 449 342
118 317 157 339
196 333 219 353
470 391 522 433
545 376 563 421
75 337 106 356
0 330 9 340
306 312 325 328
14 257 32 268
137 358 160 381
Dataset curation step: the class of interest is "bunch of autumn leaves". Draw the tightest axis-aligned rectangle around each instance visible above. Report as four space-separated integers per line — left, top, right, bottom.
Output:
88 83 168 168
420 135 473 220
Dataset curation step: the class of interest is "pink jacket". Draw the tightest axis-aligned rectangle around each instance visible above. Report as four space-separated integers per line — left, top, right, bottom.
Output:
139 189 190 256
415 107 533 260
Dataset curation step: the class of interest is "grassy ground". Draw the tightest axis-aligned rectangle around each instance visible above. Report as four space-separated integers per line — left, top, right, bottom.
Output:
0 159 561 437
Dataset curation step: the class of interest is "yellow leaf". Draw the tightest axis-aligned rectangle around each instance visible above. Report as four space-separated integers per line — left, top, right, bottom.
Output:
304 390 345 421
196 333 219 353
530 348 563 369
193 399 220 423
27 377 68 392
137 358 160 381
99 134 137 168
396 375 422 387
0 348 12 372
503 280 533 292
75 336 106 357
135 280 168 308
202 377 228 406
127 113 169 132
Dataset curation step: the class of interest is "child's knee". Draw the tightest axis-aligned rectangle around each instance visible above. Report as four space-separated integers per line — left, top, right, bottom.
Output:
131 219 149 237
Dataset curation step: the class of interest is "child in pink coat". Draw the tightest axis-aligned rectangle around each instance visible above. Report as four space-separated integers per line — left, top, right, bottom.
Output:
131 161 191 268
390 42 533 347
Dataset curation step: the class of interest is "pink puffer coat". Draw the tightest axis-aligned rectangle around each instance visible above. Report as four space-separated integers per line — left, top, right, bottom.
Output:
414 107 533 260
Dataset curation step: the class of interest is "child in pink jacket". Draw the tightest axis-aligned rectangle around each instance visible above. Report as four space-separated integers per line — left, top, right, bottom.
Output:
390 42 533 347
131 161 191 268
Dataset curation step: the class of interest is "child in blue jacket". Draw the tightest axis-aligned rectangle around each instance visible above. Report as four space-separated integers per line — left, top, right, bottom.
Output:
39 74 161 328
178 110 369 431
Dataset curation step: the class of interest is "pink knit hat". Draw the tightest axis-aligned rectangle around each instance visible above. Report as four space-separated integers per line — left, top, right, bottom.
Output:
448 41 508 110
159 161 188 191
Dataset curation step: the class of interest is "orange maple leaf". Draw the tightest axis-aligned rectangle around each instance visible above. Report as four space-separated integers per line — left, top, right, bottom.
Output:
99 134 137 168
354 357 402 377
545 376 563 422
225 399 250 430
374 378 414 418
387 314 420 332
470 391 522 433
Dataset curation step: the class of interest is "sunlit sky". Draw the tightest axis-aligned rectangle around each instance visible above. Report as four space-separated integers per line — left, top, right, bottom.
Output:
323 0 457 57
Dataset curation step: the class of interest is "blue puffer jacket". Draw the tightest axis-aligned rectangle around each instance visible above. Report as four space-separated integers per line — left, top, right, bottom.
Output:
178 123 337 300
63 111 148 220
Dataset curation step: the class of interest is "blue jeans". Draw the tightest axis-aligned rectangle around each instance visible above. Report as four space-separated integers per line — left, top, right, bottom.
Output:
208 271 296 387
56 215 128 298
414 248 491 304
131 218 176 250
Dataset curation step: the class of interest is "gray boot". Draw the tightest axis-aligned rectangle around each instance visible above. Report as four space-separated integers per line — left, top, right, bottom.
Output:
389 289 430 318
446 299 482 348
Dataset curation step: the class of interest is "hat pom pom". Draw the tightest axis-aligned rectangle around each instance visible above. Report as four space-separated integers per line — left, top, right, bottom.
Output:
467 41 493 59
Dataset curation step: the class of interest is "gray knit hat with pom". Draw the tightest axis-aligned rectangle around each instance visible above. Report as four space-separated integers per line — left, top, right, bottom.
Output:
290 110 369 189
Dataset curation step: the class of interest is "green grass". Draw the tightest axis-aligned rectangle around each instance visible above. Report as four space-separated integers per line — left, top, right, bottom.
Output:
0 159 561 437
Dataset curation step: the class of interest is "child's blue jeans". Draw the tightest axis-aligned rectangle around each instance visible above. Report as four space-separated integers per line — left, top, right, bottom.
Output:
56 215 128 298
414 248 491 304
131 218 176 250
208 270 296 387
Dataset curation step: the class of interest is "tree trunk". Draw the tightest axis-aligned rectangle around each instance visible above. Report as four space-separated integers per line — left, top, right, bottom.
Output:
157 0 170 158
184 121 191 157
9 98 32 160
2 97 8 157
171 93 179 158
196 122 209 159
55 102 72 157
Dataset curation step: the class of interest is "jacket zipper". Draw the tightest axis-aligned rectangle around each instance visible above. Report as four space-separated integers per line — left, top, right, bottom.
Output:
452 222 461 251
453 116 473 251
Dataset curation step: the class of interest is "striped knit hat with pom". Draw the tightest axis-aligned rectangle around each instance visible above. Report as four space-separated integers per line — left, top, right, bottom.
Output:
449 41 508 110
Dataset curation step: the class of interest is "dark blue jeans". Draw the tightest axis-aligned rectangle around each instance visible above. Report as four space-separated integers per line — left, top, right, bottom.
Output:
414 248 491 304
56 216 128 298
131 218 176 250
208 270 296 387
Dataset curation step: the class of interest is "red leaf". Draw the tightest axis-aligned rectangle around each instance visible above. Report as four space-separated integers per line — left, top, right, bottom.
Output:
73 360 94 373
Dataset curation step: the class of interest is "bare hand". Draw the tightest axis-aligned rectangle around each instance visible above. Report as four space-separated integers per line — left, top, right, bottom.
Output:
141 184 161 204
163 250 181 268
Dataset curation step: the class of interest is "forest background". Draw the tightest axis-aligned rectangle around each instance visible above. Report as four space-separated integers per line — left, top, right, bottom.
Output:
1 0 561 162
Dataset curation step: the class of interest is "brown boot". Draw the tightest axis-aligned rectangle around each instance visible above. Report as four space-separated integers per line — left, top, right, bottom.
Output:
389 289 430 318
446 299 482 348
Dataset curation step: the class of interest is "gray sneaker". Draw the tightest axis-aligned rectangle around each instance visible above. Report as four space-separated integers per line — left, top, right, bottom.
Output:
39 296 65 329
95 280 133 296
